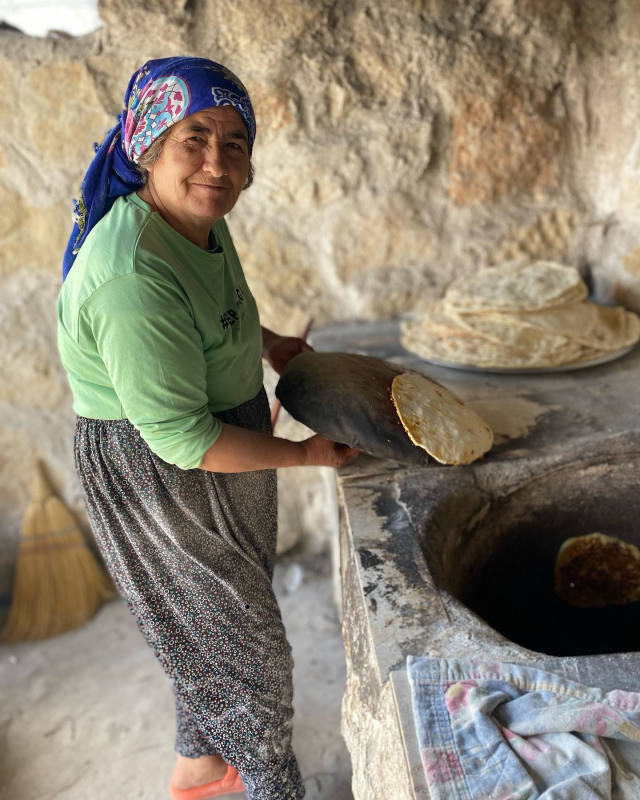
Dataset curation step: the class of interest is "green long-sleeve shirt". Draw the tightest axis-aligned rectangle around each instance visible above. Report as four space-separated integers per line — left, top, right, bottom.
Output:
57 192 264 470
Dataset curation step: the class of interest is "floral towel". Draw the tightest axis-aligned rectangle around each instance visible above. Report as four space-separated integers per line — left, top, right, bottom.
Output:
407 657 640 799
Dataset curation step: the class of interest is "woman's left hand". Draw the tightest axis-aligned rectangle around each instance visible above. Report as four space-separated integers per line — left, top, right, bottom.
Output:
263 335 314 375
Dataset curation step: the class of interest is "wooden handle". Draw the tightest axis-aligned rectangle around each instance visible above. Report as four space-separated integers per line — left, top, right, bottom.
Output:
271 319 314 430
33 460 53 502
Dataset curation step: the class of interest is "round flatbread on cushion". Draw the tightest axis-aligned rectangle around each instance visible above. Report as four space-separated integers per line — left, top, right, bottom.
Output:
391 372 493 465
275 352 430 465
443 260 587 314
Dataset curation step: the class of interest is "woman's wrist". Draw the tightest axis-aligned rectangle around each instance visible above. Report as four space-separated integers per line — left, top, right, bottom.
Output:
261 325 280 358
298 438 309 467
199 423 307 473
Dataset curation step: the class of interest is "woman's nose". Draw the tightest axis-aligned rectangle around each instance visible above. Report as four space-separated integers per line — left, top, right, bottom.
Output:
202 142 228 176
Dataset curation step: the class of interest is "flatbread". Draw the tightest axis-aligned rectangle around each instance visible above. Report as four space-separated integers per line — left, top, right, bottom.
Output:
391 372 493 465
555 533 640 608
476 303 640 352
443 260 587 314
626 308 640 344
401 320 587 368
275 352 430 465
404 258 638 369
417 303 477 340
430 300 573 354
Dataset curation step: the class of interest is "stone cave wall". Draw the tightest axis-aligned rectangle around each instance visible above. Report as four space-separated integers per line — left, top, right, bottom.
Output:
2 0 640 596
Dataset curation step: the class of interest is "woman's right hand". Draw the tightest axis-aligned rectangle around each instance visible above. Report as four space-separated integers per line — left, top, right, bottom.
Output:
301 435 359 468
199 424 359 474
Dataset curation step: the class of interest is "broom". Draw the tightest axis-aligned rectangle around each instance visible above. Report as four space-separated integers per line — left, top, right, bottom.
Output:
1 461 115 643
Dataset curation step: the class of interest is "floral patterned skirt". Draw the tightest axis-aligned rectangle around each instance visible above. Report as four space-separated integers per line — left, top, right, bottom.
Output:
74 388 305 799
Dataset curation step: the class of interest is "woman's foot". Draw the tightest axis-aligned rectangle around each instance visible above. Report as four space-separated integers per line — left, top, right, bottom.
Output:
171 754 229 790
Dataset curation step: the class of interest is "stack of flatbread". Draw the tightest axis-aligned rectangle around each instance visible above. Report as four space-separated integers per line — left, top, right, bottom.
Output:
402 260 640 369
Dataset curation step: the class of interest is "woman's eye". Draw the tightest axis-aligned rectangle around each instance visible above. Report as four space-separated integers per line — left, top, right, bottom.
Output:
188 136 204 142
227 142 243 151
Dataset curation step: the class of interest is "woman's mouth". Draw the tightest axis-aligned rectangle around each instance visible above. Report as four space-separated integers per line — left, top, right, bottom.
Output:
193 183 228 191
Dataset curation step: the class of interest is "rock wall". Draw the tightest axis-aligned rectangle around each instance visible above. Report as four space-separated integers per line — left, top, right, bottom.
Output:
2 0 640 598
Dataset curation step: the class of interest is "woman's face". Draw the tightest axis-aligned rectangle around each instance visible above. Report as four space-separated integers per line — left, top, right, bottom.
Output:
146 105 250 226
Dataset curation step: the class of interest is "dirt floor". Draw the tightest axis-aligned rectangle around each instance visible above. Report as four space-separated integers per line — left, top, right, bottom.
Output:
0 554 353 800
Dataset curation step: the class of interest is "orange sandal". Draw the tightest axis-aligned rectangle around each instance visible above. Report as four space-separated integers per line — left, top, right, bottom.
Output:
169 764 246 800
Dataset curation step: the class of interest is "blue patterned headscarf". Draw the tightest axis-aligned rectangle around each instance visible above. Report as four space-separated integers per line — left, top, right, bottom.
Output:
62 56 256 280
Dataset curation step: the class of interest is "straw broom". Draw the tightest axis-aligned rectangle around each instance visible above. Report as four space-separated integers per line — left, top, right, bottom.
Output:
1 461 115 643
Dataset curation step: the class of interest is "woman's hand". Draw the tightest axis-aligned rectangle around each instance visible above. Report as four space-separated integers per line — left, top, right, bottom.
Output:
199 426 358 473
262 327 313 375
301 435 359 468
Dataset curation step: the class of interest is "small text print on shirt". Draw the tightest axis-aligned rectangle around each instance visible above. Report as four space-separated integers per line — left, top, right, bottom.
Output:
220 287 245 331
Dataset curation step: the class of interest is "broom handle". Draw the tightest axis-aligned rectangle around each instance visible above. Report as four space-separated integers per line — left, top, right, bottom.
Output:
33 460 52 502
270 318 314 430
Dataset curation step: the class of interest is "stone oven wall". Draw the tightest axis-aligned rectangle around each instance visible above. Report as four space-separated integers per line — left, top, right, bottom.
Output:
2 0 640 588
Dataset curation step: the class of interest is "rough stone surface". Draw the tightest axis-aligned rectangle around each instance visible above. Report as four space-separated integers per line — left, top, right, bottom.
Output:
339 507 414 800
3 0 640 593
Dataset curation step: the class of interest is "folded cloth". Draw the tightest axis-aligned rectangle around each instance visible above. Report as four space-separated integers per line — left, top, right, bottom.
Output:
407 657 640 799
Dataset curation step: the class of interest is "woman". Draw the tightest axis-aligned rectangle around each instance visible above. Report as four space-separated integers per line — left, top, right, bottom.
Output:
58 57 356 800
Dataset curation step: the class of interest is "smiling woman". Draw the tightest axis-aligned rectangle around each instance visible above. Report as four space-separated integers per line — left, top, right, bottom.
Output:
56 57 355 800
136 107 254 248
